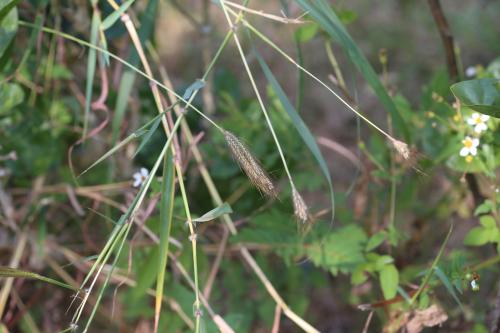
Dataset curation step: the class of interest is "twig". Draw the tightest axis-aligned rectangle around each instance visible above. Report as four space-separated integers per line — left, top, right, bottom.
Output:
427 0 458 81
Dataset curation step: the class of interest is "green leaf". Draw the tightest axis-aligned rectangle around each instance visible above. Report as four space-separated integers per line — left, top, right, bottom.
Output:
0 4 17 60
193 203 233 223
0 0 20 22
294 23 319 43
101 0 135 30
475 200 493 216
479 215 497 229
254 48 335 222
182 79 206 100
83 10 100 138
132 116 162 158
307 225 367 275
0 82 23 114
296 0 408 139
154 150 175 330
0 267 79 291
379 264 399 299
464 227 491 246
450 78 500 118
410 223 453 305
365 231 386 252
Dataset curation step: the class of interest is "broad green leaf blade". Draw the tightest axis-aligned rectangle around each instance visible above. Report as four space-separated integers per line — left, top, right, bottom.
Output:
83 11 100 138
450 78 500 118
0 267 79 291
434 266 463 310
0 4 17 61
101 0 135 30
380 264 399 299
193 203 233 223
154 150 175 333
295 0 409 140
254 49 335 222
182 79 206 100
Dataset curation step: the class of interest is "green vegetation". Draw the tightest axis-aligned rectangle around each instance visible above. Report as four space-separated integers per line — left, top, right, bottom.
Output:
0 1 499 332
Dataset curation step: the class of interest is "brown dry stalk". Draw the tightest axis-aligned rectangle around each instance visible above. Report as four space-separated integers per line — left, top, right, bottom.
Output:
224 131 277 198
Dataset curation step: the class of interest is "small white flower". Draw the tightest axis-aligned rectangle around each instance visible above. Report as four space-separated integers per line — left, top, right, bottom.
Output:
465 66 476 78
467 113 490 133
459 136 479 157
132 167 149 187
470 279 479 291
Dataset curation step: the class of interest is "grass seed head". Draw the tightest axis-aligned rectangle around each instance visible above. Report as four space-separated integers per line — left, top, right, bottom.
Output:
292 186 309 223
224 131 277 198
391 139 411 160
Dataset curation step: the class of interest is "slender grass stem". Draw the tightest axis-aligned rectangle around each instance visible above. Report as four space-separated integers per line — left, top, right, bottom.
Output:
219 0 295 188
223 7 398 144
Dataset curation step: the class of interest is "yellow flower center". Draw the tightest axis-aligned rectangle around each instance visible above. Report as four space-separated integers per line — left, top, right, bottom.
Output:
464 139 473 148
475 118 482 124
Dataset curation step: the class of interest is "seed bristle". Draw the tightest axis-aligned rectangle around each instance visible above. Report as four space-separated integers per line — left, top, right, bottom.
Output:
224 131 277 198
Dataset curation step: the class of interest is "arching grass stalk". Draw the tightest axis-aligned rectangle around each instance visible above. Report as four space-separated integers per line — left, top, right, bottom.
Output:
222 7 410 159
102 4 207 329
219 0 299 196
70 114 185 331
148 16 321 333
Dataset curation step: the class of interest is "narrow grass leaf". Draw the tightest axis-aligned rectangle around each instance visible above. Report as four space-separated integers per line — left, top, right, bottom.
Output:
101 0 135 30
434 266 463 310
254 48 335 222
83 11 100 139
78 128 147 177
154 151 176 333
133 116 162 158
182 79 206 100
410 223 454 305
295 0 409 140
0 267 80 291
397 286 411 304
193 203 233 223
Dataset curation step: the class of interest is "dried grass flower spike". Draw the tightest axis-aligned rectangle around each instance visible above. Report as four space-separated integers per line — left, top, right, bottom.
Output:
224 130 277 198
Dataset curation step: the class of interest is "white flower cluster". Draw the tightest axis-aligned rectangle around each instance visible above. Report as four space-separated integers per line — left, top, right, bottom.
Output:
459 113 491 162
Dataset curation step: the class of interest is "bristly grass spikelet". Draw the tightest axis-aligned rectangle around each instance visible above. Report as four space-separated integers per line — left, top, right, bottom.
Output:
223 130 277 198
292 185 309 223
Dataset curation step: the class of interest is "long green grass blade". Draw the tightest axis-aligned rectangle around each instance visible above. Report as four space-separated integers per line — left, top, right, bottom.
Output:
78 129 146 177
295 0 409 140
154 150 176 333
83 10 100 139
254 47 335 222
0 267 80 291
